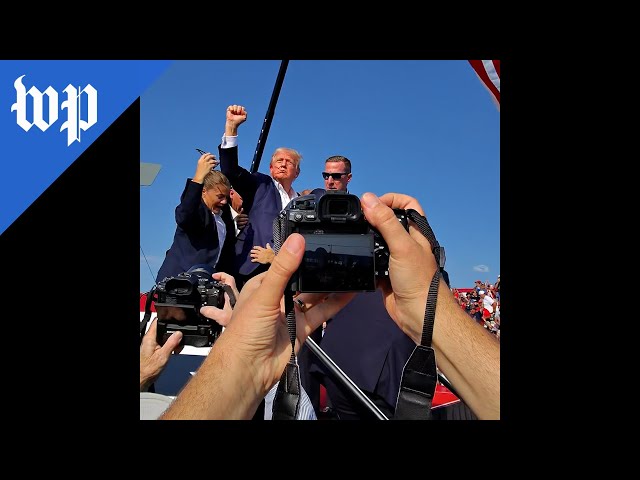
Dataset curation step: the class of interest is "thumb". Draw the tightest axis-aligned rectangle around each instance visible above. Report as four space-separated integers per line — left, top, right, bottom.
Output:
360 192 409 248
238 207 243 214
266 243 271 249
251 234 304 307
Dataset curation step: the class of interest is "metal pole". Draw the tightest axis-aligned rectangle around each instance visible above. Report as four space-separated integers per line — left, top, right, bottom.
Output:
305 336 389 420
250 60 289 174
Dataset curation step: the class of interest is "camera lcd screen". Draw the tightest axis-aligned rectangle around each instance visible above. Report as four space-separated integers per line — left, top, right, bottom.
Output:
299 233 375 292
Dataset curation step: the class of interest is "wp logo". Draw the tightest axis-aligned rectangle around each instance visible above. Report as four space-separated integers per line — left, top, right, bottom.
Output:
11 75 97 146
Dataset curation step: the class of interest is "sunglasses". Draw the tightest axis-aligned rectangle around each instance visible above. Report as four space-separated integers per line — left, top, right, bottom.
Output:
322 172 348 180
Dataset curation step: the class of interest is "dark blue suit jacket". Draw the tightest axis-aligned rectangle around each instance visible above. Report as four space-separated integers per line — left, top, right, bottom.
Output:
155 179 236 284
310 290 416 410
219 144 286 276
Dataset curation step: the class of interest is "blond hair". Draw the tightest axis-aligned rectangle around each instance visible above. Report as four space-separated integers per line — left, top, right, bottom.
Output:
203 170 231 191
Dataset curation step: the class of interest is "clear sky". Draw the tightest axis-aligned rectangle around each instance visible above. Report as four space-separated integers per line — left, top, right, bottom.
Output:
140 60 499 293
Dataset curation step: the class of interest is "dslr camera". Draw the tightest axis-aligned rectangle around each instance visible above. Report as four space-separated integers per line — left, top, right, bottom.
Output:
154 265 229 347
273 190 408 293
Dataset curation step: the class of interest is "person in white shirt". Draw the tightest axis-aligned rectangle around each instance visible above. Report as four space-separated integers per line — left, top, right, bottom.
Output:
479 290 495 321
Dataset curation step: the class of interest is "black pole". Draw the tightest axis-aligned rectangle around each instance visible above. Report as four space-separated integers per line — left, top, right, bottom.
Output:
250 60 289 174
305 336 388 420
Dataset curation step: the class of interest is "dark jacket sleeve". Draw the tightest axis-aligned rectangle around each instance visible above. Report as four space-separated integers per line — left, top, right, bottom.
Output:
175 179 207 231
215 205 238 278
218 144 259 214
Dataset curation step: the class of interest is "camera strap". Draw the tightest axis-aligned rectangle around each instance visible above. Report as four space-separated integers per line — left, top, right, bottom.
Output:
271 293 301 420
393 209 448 420
270 212 302 420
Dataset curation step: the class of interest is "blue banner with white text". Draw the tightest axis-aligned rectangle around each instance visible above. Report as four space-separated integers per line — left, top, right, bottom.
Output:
0 60 173 235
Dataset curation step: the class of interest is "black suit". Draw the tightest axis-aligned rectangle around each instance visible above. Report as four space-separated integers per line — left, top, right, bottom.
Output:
156 178 236 285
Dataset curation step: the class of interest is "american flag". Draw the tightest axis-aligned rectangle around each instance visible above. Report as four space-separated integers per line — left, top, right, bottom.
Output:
469 60 500 110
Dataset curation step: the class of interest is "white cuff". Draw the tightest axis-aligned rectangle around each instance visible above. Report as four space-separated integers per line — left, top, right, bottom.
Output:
221 135 238 149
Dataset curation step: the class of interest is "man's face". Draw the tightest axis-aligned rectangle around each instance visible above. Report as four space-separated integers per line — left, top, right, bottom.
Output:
323 161 351 191
269 152 299 184
202 185 229 214
229 188 243 212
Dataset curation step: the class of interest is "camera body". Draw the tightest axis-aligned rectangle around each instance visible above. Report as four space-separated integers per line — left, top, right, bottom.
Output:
273 190 408 292
154 267 226 347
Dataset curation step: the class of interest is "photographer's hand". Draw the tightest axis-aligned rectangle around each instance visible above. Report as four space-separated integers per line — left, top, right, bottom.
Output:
161 234 351 420
361 192 500 420
140 319 183 392
199 272 239 327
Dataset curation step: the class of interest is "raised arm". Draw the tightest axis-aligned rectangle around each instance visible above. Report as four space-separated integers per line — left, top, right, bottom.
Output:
218 105 258 211
175 152 218 229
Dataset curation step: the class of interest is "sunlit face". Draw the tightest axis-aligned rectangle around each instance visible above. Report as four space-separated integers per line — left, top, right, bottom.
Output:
323 161 351 191
269 152 299 183
202 185 229 214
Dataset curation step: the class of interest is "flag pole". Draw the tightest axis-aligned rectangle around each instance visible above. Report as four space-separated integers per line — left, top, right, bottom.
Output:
250 60 289 174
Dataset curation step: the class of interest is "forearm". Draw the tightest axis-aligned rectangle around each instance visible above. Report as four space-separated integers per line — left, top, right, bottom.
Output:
159 333 263 419
225 119 239 137
431 282 500 420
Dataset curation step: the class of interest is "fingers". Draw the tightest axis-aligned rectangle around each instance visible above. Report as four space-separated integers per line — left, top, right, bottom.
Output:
299 292 356 337
141 317 159 349
212 272 239 300
294 293 329 312
200 293 232 326
159 330 183 356
377 193 425 216
377 193 432 250
199 153 217 164
248 234 304 309
361 193 416 258
227 105 247 116
212 272 238 296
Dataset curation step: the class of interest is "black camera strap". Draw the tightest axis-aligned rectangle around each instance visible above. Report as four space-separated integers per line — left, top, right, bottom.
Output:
271 212 302 420
271 293 301 420
393 209 448 420
220 283 237 308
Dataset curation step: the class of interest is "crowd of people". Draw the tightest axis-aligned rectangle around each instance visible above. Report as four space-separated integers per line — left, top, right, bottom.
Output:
141 104 501 421
453 276 500 340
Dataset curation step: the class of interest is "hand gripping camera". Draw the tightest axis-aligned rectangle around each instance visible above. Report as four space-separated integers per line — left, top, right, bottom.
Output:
273 190 408 292
154 266 232 347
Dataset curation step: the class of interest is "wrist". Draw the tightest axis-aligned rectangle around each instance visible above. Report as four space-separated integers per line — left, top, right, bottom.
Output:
140 374 152 392
204 330 267 418
224 121 239 136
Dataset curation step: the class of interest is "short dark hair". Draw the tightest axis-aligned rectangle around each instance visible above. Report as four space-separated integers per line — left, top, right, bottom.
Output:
325 155 351 173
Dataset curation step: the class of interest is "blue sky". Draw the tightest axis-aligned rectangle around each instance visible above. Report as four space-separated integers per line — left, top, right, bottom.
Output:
140 60 499 293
